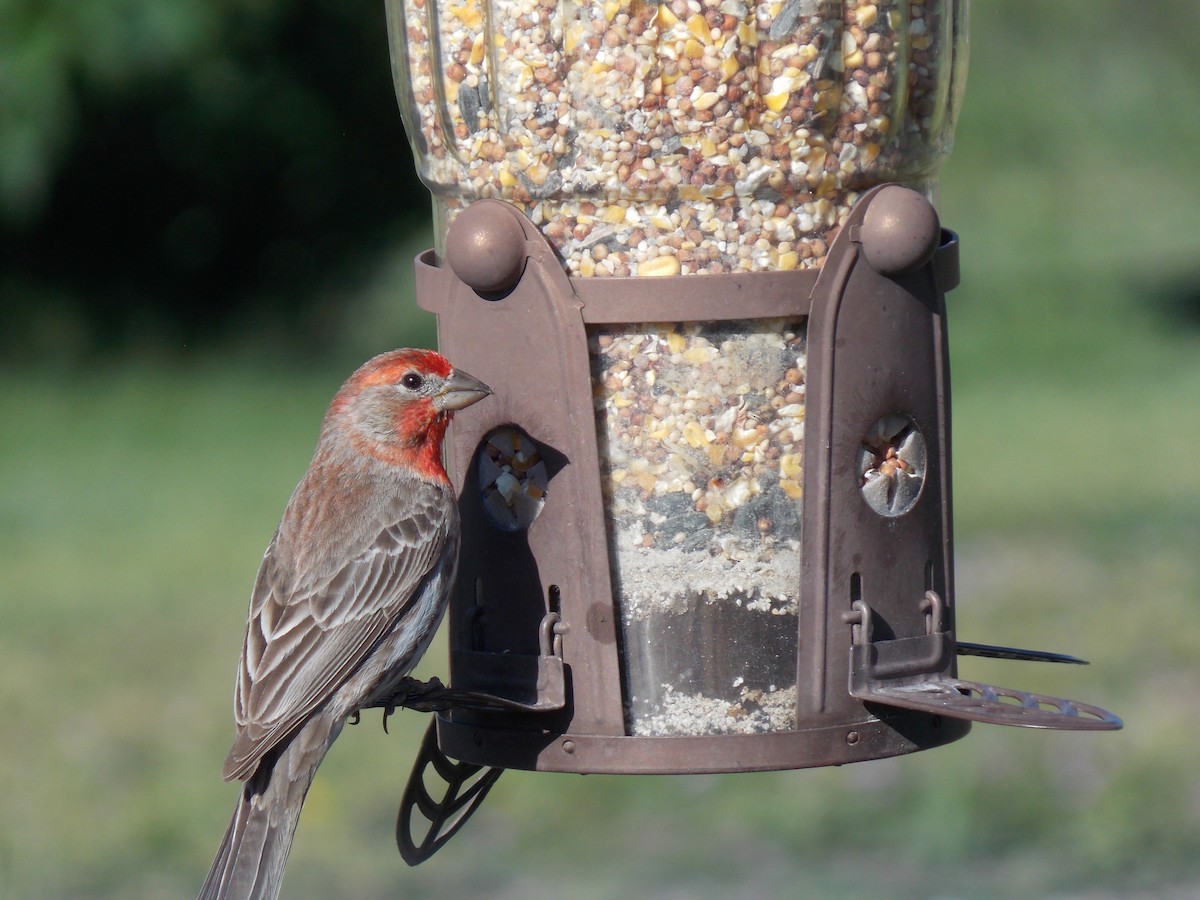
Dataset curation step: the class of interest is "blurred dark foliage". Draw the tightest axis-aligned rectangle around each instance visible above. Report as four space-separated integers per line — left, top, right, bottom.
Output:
0 0 429 359
1154 271 1200 331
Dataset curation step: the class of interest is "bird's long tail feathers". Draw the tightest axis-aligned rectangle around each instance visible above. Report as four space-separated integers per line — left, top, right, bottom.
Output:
199 716 341 900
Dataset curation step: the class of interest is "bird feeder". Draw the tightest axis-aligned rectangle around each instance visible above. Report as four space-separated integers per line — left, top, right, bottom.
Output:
381 0 1120 862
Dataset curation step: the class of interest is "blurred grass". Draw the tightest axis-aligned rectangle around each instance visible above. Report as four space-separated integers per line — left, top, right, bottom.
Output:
3 2 1200 897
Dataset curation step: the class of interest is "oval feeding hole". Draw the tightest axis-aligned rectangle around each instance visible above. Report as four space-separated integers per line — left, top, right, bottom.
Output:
857 412 927 517
478 426 548 531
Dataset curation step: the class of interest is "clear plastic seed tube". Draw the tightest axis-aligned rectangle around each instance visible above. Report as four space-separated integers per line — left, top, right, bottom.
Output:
389 0 966 276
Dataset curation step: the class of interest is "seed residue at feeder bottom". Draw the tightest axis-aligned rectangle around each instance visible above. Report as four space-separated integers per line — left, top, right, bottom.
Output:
629 684 799 737
590 319 806 736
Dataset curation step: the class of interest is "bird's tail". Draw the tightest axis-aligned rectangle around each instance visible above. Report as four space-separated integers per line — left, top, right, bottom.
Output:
199 715 342 900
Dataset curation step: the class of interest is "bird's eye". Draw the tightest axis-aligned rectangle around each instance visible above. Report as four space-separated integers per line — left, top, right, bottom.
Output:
400 372 424 391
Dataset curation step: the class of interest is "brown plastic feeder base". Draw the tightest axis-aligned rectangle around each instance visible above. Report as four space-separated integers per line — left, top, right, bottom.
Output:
434 707 971 775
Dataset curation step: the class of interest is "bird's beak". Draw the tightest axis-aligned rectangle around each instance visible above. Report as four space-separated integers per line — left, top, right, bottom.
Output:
433 368 492 412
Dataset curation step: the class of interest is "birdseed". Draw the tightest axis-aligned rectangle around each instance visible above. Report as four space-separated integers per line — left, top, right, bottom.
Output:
390 0 961 275
590 318 805 734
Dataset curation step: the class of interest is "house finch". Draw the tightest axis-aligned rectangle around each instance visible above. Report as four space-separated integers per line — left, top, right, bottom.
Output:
199 349 490 900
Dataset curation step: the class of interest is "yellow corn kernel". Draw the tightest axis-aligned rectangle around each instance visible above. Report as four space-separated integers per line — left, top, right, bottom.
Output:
634 472 658 493
638 255 682 277
601 205 627 224
497 168 518 188
687 14 711 44
657 3 679 27
469 33 486 65
720 56 740 82
780 453 803 479
683 421 708 448
764 91 789 112
854 4 878 28
604 0 620 21
684 38 705 59
733 426 761 448
449 4 482 28
778 250 799 270
564 23 584 55
666 332 686 354
781 479 804 500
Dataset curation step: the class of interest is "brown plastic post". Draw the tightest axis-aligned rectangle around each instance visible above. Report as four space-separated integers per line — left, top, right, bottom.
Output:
801 183 957 722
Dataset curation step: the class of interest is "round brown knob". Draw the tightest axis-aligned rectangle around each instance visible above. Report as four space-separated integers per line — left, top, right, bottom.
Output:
445 202 528 295
859 185 941 276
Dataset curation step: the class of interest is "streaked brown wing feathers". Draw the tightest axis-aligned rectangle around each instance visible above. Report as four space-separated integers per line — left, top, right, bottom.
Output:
224 483 450 781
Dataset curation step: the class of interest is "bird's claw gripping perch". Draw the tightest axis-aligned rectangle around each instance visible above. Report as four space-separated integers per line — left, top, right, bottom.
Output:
370 674 548 716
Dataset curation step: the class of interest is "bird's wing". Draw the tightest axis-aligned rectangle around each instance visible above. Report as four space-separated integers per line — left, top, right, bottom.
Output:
222 480 453 782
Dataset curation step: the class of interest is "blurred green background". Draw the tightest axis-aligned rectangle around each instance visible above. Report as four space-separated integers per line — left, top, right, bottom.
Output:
2 1 1199 897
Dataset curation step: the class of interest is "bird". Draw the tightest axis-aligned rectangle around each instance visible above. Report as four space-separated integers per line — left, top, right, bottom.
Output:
199 348 490 900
